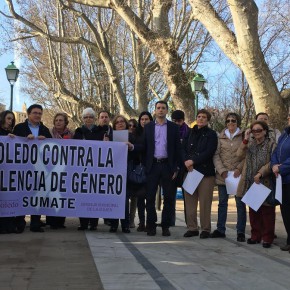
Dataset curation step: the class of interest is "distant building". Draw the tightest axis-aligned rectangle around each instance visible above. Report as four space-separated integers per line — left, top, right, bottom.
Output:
0 103 6 112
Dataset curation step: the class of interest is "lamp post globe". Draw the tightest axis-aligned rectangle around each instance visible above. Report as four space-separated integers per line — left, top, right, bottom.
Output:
190 73 206 117
5 61 19 112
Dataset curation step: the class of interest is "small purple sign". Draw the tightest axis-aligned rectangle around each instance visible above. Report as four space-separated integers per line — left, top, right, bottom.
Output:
0 136 128 218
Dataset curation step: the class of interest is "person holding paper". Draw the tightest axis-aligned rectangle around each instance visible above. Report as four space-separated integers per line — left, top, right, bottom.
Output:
46 112 74 230
109 115 131 233
236 121 276 248
211 113 246 242
0 110 17 234
182 109 218 239
13 104 52 233
73 108 103 231
271 113 290 251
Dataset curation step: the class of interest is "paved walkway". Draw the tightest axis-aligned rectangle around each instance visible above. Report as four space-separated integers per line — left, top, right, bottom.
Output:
1 194 290 290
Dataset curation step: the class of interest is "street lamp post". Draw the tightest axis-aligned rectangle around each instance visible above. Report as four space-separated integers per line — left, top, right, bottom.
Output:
190 73 206 117
5 61 19 112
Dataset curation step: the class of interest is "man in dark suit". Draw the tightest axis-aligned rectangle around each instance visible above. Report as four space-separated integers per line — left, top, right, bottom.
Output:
13 104 52 233
144 101 181 236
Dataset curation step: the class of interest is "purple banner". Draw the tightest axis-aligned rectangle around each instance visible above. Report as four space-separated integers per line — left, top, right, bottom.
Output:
0 136 128 218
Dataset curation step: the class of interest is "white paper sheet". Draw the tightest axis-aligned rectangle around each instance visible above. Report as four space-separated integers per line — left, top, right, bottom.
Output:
182 170 204 195
113 130 128 142
225 171 241 195
275 174 282 204
241 183 271 212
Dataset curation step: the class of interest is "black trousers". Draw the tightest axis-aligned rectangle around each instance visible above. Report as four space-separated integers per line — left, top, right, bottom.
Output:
146 161 176 228
111 188 130 229
281 183 290 244
79 218 98 229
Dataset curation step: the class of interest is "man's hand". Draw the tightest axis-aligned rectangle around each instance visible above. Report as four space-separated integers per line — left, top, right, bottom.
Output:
38 135 46 140
172 171 178 180
27 134 34 140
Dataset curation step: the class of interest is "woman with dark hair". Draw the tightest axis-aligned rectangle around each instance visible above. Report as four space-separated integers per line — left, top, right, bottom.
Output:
182 109 218 239
211 113 246 242
271 113 290 251
134 111 153 231
0 110 17 233
128 118 138 228
237 121 276 248
46 113 74 229
128 119 138 134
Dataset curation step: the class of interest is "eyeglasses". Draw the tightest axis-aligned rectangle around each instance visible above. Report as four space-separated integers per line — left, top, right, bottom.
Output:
226 119 237 124
129 124 136 128
83 116 94 119
251 129 263 133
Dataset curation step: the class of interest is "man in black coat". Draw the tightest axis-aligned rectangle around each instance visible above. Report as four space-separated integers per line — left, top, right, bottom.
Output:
13 104 52 233
144 101 181 236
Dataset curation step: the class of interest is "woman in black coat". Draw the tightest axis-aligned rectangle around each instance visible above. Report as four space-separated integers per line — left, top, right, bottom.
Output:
182 109 218 239
73 108 101 231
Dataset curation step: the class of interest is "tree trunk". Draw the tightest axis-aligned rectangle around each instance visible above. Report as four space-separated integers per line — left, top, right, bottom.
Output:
190 0 287 127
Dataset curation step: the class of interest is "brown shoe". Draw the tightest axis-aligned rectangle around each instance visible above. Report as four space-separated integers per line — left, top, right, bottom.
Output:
280 244 290 251
183 230 199 237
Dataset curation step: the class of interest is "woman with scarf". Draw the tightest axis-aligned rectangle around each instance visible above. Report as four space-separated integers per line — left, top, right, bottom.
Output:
46 113 74 229
237 121 276 248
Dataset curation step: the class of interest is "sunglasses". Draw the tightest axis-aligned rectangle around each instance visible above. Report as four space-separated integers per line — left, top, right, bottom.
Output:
226 119 237 124
83 116 94 119
251 129 263 133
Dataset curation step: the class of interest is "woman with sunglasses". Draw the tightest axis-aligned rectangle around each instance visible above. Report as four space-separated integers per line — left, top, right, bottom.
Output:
211 113 246 242
271 113 290 252
236 121 276 248
73 108 101 231
0 110 17 234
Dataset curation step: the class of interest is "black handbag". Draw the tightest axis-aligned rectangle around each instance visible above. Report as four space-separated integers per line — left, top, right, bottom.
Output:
265 175 280 206
127 160 147 184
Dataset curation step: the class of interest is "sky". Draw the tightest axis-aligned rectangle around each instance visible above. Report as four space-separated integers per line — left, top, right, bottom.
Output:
0 0 265 113
0 0 31 112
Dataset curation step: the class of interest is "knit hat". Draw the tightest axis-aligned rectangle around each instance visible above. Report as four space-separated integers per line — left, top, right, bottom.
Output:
171 110 185 120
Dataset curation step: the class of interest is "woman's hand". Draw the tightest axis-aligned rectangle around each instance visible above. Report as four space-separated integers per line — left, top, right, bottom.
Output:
244 128 251 141
272 164 280 177
221 171 228 179
233 169 240 178
184 160 194 172
8 133 15 138
126 142 134 151
103 134 109 141
254 173 262 184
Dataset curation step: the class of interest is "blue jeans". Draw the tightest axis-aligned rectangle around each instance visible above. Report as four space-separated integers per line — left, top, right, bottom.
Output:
217 185 246 234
